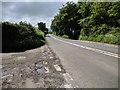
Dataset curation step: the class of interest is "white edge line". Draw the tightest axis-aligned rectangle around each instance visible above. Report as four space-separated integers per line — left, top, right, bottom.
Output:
51 35 119 59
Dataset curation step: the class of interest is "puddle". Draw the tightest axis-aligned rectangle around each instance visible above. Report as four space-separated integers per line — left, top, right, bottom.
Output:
50 56 54 59
35 62 43 68
36 68 46 75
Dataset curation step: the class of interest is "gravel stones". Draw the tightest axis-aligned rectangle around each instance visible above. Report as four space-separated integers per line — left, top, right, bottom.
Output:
36 68 46 75
35 62 44 69
2 45 65 88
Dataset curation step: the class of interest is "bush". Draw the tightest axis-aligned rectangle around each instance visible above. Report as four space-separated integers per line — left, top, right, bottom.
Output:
78 26 120 44
2 21 45 52
61 35 69 39
87 36 95 41
79 34 119 44
103 34 118 44
52 32 57 35
79 35 88 40
94 35 104 42
58 35 69 39
18 39 45 50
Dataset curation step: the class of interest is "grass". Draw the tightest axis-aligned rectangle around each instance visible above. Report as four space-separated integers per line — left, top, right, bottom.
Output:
58 35 69 39
79 34 119 45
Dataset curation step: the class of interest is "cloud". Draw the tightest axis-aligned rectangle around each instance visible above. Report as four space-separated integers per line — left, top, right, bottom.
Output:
2 0 77 2
2 2 66 28
7 2 64 18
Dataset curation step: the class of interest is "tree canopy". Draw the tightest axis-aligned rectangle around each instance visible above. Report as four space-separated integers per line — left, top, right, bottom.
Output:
38 22 48 35
51 1 120 44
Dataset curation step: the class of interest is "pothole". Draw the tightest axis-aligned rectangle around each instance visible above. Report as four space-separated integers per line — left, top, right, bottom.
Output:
36 68 46 75
35 62 44 69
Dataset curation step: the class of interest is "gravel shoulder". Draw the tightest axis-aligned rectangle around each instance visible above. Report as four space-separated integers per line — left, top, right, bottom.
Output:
1 44 66 88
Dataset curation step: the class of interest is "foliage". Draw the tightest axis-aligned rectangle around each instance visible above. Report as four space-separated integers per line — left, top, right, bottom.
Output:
51 1 120 44
51 1 81 39
103 34 118 44
79 34 120 44
37 22 48 35
94 35 104 42
2 21 45 52
58 35 69 39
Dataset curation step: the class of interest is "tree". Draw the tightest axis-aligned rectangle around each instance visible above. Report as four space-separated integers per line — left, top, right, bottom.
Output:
51 1 81 39
38 22 48 35
50 1 120 44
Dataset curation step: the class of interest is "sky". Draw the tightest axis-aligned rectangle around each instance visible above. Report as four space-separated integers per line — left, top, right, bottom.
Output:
1 0 78 28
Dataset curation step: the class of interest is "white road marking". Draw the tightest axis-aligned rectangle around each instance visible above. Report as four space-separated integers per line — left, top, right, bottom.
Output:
63 73 73 81
63 73 74 88
51 35 119 58
66 73 73 80
79 40 118 47
53 64 62 71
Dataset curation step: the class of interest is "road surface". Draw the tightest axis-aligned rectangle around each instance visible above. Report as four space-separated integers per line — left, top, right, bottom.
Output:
46 34 118 88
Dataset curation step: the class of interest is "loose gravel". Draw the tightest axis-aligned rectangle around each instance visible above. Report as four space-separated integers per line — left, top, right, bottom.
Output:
1 45 66 88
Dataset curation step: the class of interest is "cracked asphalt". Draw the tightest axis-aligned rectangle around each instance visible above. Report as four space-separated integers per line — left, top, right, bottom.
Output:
1 45 66 88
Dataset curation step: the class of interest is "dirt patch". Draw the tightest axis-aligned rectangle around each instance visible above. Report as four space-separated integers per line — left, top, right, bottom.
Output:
1 45 66 88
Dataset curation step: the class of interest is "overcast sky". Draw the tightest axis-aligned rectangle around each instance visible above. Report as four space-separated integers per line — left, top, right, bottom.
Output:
2 0 78 28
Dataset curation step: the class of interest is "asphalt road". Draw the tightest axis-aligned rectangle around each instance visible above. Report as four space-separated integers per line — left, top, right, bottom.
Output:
46 34 118 88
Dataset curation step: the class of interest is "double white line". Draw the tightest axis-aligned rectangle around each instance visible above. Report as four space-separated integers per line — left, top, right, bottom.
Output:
51 35 119 59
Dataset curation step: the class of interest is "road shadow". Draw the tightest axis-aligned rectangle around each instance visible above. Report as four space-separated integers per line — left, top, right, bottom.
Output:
2 44 45 53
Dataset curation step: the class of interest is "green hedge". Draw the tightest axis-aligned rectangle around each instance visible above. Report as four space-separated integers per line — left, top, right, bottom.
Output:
79 25 120 45
58 35 69 39
79 33 119 45
2 21 45 52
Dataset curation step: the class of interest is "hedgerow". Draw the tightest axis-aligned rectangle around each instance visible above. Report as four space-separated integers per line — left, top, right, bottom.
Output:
2 21 45 52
